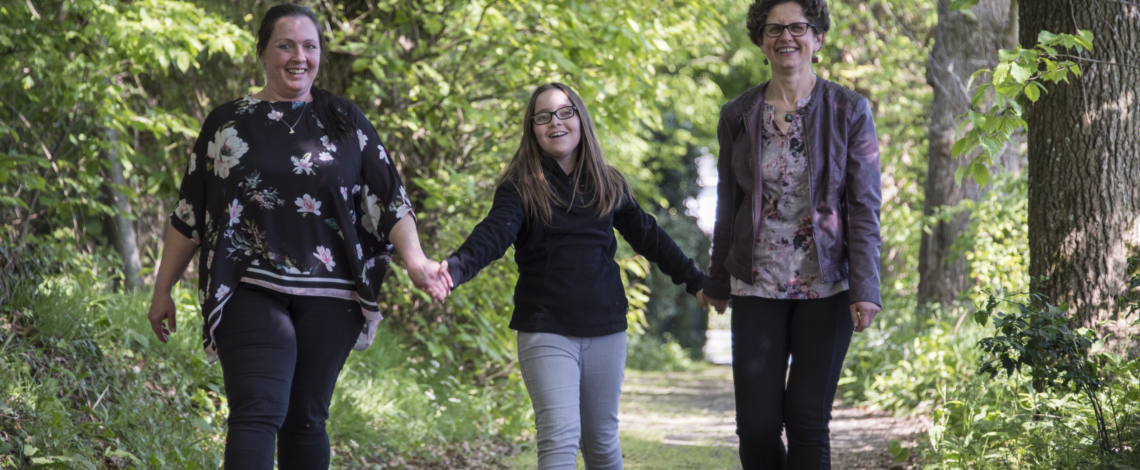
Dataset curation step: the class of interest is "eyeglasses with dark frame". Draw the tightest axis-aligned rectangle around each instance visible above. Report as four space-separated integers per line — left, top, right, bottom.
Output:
762 22 817 38
532 106 578 125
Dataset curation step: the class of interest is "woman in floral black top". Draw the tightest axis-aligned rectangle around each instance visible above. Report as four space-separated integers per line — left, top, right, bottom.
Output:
145 5 448 468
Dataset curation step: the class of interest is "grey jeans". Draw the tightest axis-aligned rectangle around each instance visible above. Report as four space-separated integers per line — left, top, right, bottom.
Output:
517 331 627 470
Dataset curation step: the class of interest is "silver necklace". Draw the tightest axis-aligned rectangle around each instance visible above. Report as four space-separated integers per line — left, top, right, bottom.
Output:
269 101 309 134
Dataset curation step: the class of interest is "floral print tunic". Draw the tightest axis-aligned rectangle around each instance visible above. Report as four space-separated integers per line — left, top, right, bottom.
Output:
170 95 414 363
730 98 848 299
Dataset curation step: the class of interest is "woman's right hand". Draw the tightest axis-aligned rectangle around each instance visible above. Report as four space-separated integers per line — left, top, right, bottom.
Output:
147 291 177 343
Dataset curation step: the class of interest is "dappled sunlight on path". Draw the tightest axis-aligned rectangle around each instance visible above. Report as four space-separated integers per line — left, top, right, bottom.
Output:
617 367 931 470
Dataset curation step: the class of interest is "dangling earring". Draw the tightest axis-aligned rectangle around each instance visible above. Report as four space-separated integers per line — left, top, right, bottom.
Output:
764 58 769 66
812 56 820 64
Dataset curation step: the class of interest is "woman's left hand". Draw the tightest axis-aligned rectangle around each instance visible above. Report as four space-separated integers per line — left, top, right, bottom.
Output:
849 301 881 333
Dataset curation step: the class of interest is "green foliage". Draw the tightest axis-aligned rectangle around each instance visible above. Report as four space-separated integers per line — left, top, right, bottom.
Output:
927 298 1140 469
952 30 1091 188
0 0 253 250
625 332 702 372
840 301 984 414
972 293 1132 457
923 170 1029 307
0 265 532 467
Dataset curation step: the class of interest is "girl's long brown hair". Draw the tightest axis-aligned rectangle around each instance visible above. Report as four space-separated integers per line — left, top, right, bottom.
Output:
501 83 630 226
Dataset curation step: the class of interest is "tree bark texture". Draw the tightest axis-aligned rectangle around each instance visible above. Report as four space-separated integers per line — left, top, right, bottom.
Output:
1022 0 1140 327
918 0 1023 308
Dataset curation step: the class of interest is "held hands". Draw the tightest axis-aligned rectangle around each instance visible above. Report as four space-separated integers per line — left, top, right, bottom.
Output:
849 301 881 333
408 259 451 303
697 290 731 314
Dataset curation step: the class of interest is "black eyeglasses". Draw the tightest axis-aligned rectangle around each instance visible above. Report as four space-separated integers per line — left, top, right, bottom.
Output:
532 106 578 125
763 22 817 38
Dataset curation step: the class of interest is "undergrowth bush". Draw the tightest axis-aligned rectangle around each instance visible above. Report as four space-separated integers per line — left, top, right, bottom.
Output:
0 264 531 468
927 294 1140 469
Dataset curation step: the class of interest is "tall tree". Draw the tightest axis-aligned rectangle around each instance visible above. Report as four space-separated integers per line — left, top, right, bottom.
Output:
918 0 1022 308
1022 0 1140 327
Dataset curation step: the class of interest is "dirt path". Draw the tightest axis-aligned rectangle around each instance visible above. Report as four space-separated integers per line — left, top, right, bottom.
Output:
619 367 930 470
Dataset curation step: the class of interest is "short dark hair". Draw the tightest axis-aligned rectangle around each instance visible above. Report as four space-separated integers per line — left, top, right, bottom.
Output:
256 4 353 142
746 0 831 47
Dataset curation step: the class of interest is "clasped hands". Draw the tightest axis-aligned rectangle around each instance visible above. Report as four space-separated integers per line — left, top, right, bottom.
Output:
406 259 456 303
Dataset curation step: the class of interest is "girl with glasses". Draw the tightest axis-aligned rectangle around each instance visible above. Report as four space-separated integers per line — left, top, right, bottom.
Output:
702 0 883 468
438 83 707 469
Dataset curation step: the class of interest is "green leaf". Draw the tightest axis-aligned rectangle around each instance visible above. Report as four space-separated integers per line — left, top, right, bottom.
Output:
974 309 990 327
1076 29 1094 51
992 62 1011 85
953 165 966 187
967 68 989 92
1010 63 1033 83
1024 82 1041 102
1038 30 1058 45
980 135 1002 158
952 132 979 158
971 86 988 107
889 439 909 462
972 159 991 187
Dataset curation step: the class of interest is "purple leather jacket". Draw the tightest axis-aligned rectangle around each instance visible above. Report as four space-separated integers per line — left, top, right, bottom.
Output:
706 78 883 306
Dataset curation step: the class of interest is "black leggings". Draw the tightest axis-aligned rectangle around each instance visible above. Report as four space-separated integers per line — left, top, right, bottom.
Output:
214 284 365 470
731 292 854 470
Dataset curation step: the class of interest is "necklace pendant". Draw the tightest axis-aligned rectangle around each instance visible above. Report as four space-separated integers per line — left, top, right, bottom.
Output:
289 129 295 134
784 113 794 123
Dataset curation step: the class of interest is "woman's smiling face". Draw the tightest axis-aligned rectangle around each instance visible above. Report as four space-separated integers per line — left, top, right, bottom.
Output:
260 16 321 101
760 2 824 71
532 89 581 162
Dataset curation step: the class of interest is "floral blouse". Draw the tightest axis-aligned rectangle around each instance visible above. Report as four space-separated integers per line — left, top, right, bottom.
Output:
170 94 414 363
730 98 848 299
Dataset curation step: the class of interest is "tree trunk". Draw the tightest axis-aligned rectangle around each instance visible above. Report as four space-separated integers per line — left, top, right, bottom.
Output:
918 0 1023 308
105 127 143 291
1022 0 1140 328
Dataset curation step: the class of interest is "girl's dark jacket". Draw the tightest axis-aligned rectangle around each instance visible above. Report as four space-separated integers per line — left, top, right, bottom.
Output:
706 78 883 306
445 159 705 337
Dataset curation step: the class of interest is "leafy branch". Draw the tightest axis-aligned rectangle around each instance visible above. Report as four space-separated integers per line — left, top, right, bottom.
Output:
952 30 1093 188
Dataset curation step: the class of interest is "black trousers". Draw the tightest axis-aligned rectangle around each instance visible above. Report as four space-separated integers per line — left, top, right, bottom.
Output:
215 284 364 470
731 291 854 470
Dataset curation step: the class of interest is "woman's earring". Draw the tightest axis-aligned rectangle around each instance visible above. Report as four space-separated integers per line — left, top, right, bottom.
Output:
812 56 820 64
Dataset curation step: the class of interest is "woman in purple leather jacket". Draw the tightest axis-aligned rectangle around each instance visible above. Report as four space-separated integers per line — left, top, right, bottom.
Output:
698 0 883 468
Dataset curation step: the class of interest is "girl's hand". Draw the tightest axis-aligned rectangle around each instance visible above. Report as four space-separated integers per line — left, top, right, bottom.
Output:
849 301 881 333
147 291 177 343
438 260 453 291
698 290 730 314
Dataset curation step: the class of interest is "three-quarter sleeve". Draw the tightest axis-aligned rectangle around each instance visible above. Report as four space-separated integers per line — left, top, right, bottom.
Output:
354 107 415 247
169 116 214 246
445 182 525 288
613 188 705 295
